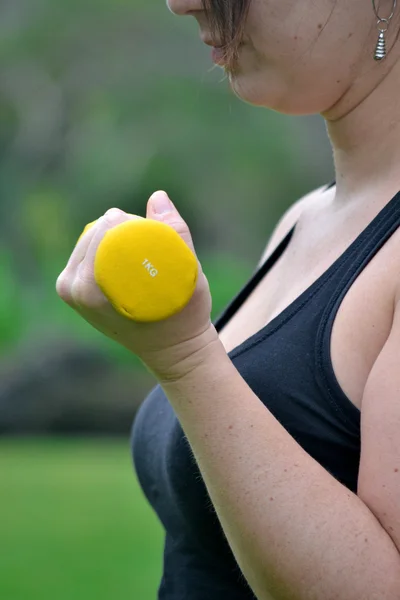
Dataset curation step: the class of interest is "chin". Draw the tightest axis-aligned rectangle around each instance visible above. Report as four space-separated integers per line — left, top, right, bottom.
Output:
228 71 329 116
227 70 286 110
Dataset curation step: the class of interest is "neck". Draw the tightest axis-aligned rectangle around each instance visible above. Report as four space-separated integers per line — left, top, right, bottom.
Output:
324 58 400 210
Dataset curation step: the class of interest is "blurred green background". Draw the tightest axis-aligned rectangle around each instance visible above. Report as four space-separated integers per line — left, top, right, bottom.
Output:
0 0 333 598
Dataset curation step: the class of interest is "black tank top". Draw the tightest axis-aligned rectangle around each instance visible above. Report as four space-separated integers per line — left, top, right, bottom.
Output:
131 185 400 599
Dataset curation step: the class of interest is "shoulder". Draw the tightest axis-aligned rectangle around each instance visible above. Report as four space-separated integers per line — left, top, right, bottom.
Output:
257 183 334 268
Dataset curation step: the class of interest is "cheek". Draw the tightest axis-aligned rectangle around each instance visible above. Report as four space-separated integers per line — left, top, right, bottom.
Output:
228 22 359 114
228 47 351 115
233 0 357 113
246 0 316 62
226 35 306 111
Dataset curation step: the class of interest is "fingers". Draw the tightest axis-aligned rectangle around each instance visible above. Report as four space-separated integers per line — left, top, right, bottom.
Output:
56 221 99 304
56 208 142 309
69 220 99 271
79 209 143 282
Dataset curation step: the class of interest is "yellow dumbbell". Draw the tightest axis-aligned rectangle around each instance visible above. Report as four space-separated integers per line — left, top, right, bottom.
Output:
76 217 199 322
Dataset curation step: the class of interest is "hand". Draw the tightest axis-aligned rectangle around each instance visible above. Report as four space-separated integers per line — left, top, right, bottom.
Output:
56 191 219 381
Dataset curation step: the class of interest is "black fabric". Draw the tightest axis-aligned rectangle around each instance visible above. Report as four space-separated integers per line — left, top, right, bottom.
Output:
131 183 400 599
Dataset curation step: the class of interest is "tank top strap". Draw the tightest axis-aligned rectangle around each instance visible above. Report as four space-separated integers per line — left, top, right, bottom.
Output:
213 223 296 332
213 181 336 332
316 188 400 427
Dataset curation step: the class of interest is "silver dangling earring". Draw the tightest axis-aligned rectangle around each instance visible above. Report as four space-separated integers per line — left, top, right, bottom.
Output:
372 0 397 60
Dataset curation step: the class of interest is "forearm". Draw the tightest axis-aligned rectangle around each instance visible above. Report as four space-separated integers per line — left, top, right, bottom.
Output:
158 331 400 600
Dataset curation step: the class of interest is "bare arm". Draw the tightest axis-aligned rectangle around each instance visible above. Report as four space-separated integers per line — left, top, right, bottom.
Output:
158 326 400 600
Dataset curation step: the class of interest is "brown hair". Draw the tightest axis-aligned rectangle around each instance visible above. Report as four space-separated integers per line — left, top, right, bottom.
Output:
201 0 251 71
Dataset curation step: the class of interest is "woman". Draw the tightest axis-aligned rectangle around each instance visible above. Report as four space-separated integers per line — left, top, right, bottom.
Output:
56 1 400 598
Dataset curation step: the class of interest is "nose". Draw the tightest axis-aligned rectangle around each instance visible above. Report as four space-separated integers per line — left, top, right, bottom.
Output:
166 0 202 16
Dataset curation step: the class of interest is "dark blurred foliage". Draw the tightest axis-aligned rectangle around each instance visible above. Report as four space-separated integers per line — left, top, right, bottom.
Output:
0 0 333 434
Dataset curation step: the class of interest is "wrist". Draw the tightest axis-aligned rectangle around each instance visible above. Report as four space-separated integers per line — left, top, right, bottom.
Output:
148 324 225 385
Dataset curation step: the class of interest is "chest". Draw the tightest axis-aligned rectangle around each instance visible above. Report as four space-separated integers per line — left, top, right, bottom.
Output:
218 223 400 412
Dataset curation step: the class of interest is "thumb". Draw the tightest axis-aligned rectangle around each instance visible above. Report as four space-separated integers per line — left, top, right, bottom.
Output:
147 190 198 259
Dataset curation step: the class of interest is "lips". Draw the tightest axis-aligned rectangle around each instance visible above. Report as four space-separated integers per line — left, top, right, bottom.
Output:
200 33 245 51
200 33 223 48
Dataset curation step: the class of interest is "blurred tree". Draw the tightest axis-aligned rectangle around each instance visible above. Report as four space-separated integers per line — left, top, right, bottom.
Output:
0 0 334 431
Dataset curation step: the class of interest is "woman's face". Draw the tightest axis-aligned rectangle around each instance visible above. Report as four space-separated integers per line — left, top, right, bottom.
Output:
167 0 394 116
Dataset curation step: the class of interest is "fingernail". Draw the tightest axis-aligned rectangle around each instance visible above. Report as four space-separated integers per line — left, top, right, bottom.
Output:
152 191 174 214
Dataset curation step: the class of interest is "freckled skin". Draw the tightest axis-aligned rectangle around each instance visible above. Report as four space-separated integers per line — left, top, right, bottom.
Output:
194 0 398 119
168 0 400 122
164 1 400 592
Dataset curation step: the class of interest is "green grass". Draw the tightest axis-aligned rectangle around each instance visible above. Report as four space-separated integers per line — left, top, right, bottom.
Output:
0 438 164 600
